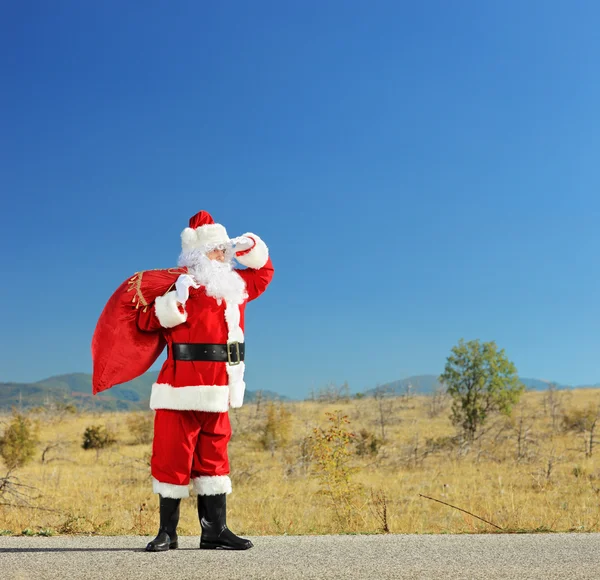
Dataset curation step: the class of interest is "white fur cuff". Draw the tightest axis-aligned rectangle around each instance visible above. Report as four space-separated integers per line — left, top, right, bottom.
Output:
235 233 269 269
192 475 232 496
154 291 187 328
152 477 190 498
229 382 246 408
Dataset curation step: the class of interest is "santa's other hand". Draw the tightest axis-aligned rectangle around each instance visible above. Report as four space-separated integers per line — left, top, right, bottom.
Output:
175 274 198 304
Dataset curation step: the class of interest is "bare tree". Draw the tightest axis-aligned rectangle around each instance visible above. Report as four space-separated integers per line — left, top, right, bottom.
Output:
403 430 430 468
428 386 449 418
403 382 416 404
373 385 395 441
254 390 263 418
562 402 600 457
0 470 46 511
531 447 563 490
542 383 571 434
508 403 538 462
316 382 351 403
40 440 68 464
586 408 600 458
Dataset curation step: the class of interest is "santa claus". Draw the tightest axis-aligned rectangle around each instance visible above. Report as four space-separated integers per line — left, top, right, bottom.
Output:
91 210 274 551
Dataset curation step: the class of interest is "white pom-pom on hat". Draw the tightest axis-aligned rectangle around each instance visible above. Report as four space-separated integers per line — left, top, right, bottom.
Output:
181 227 198 250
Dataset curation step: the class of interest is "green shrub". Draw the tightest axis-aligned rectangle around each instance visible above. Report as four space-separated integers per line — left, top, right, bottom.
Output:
82 425 116 452
355 429 381 456
0 412 39 470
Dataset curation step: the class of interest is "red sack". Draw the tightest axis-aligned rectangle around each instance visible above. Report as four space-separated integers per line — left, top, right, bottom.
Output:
91 267 186 394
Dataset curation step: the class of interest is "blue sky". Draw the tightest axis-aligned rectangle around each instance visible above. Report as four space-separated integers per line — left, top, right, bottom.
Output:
1 1 599 397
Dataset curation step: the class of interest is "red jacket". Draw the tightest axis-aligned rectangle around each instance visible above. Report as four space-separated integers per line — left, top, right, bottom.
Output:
137 236 273 412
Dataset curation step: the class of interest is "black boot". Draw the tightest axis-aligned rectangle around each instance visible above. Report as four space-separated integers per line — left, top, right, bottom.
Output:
145 495 181 552
198 493 253 550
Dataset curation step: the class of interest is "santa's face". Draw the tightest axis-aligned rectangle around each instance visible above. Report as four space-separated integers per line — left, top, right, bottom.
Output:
178 245 247 305
206 248 226 262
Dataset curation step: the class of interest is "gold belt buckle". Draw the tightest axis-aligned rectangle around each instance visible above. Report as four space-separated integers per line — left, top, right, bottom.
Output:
227 341 241 366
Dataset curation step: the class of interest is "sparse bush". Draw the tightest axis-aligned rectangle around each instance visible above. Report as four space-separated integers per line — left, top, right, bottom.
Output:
0 412 39 471
562 407 599 433
355 428 381 457
126 412 154 445
30 401 77 425
57 513 90 534
369 489 390 533
425 434 461 453
82 425 116 456
561 404 600 457
310 382 351 403
309 411 361 527
259 402 292 454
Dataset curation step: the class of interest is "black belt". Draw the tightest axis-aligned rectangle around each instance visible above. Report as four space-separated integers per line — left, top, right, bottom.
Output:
171 342 245 365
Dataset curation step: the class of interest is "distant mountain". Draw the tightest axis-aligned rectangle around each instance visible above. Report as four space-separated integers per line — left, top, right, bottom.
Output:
0 372 287 411
364 375 443 396
364 375 598 396
515 378 600 391
519 378 567 390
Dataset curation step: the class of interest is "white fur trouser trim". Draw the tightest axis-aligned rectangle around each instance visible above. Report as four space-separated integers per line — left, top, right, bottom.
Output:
152 477 190 498
192 475 232 496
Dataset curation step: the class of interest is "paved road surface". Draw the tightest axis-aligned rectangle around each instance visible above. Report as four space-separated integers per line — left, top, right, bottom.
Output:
1 534 599 579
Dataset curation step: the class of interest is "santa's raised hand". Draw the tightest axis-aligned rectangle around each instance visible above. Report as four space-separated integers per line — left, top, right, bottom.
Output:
230 236 255 253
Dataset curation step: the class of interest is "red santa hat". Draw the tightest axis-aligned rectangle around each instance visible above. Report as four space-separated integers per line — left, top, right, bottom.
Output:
181 210 230 252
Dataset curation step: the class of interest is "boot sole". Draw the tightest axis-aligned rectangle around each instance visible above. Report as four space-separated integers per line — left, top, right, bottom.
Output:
200 541 253 550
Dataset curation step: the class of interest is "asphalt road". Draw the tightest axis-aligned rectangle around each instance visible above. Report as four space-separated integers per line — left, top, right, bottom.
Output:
1 533 599 580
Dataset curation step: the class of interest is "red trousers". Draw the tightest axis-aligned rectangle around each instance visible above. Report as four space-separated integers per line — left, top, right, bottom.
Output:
151 409 231 490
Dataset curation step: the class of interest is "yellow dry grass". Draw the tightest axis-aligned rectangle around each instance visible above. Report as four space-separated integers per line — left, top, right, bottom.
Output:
1 388 600 537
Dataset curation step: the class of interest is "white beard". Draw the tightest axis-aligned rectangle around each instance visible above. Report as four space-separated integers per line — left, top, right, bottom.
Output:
178 249 248 306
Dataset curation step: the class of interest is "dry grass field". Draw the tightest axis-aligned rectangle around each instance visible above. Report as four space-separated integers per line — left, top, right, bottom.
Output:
2 388 600 537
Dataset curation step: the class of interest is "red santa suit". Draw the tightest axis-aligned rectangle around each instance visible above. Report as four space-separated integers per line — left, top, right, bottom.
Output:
135 211 273 499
